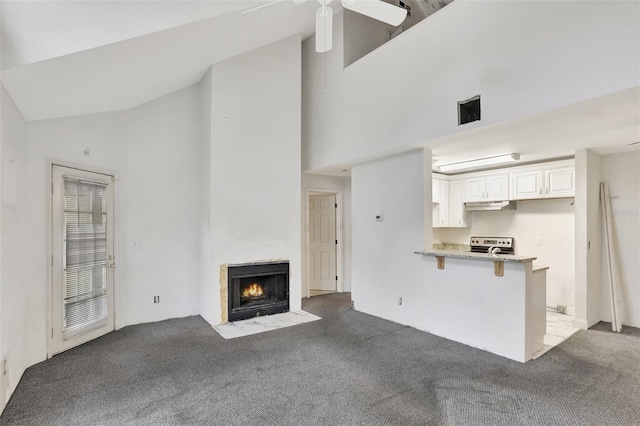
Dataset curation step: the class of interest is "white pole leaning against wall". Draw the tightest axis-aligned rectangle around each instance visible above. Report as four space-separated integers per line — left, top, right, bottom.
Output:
600 182 622 332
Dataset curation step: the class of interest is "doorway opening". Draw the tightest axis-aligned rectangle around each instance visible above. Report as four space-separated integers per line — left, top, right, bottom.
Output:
306 189 343 298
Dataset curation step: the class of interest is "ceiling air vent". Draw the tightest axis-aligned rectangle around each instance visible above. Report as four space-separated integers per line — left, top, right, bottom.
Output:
458 95 481 125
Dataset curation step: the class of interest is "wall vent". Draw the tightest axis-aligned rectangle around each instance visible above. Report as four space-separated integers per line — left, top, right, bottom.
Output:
458 95 481 125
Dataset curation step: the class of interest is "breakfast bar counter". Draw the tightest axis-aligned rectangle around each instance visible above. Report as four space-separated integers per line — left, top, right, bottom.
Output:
415 249 536 263
414 249 546 362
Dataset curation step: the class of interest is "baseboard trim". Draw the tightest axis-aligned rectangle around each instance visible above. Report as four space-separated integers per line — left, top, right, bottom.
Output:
546 304 576 316
573 318 589 330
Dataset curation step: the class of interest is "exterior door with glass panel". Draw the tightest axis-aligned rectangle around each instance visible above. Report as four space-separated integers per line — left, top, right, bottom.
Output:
51 165 115 355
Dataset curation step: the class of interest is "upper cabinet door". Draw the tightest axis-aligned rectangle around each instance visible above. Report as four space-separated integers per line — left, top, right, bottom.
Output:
464 174 509 201
485 173 509 201
465 177 485 202
511 170 543 200
432 177 440 203
438 180 450 226
545 167 575 198
448 179 469 227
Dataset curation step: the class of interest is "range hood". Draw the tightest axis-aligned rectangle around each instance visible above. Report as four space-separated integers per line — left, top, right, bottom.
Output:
465 201 517 211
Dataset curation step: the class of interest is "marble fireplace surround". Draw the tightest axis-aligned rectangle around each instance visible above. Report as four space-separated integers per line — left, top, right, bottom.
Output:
219 258 289 324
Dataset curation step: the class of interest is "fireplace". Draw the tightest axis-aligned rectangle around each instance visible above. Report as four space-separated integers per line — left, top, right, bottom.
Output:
227 261 289 322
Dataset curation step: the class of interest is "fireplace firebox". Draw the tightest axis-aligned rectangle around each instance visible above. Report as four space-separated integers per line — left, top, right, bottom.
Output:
227 261 289 322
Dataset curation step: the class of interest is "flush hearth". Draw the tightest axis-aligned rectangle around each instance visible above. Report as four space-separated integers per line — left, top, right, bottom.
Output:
227 262 289 322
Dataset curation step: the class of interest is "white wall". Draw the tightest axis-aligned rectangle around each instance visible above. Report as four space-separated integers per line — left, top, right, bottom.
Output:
351 149 544 361
600 151 640 327
343 0 452 67
574 149 602 329
26 108 126 366
351 149 426 324
434 199 575 310
12 83 205 379
303 1 639 171
121 84 203 325
198 68 213 323
0 85 28 410
301 11 344 172
204 36 302 325
301 173 352 296
343 9 393 67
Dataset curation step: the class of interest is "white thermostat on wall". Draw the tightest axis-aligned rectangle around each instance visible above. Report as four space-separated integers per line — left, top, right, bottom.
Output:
375 213 384 222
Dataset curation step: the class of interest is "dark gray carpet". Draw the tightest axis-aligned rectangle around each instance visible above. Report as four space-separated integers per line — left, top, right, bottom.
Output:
1 293 639 425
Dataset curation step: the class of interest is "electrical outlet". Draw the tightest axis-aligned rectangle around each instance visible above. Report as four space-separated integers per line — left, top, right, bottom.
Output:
557 305 567 314
536 237 543 245
398 297 403 306
350 300 354 309
2 359 6 376
153 296 160 304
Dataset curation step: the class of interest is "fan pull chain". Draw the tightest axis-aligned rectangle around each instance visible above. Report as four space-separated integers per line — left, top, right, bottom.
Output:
324 48 327 94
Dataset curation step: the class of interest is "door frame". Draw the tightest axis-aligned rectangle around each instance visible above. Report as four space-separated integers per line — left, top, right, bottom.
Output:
305 188 343 298
46 158 119 358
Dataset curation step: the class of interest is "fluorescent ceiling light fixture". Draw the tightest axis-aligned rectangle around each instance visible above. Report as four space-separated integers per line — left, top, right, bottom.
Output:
438 153 521 172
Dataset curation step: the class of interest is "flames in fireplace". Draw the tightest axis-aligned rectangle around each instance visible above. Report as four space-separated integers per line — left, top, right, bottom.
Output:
242 283 264 299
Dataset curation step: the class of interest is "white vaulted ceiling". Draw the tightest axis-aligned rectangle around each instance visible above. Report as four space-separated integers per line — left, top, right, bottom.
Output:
1 1 272 69
1 1 638 168
1 0 318 121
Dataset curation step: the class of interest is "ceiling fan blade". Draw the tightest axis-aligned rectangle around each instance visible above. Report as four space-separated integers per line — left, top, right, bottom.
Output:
341 0 407 26
316 5 333 52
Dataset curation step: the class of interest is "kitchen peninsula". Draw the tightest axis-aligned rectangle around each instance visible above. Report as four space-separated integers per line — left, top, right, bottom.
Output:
414 249 546 362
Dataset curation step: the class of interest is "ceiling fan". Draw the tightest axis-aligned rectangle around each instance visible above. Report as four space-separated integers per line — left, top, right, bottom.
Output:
244 0 408 53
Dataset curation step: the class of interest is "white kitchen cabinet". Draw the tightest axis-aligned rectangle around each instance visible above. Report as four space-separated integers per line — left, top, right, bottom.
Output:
510 163 575 200
448 179 469 227
465 177 485 202
545 167 575 198
486 174 509 200
433 180 450 227
432 176 469 228
464 173 509 202
511 170 544 199
432 176 441 203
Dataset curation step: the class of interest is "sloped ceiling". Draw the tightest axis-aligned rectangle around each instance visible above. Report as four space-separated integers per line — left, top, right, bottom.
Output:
1 1 270 69
1 0 318 121
1 0 638 169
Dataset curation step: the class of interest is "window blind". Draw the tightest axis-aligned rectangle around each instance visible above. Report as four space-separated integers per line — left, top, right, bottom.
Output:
63 177 109 340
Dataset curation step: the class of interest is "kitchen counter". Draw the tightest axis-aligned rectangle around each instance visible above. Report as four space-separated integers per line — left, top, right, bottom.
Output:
415 249 536 263
413 248 546 362
532 265 549 272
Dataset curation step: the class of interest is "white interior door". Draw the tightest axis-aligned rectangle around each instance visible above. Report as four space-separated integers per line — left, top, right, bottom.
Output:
308 194 337 292
51 165 115 355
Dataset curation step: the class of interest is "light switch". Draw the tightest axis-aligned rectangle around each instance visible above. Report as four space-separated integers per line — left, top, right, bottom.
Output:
133 241 139 249
536 237 542 245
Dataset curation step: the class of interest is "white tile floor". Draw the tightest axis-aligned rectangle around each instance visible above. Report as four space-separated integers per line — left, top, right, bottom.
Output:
532 308 580 359
213 310 321 339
